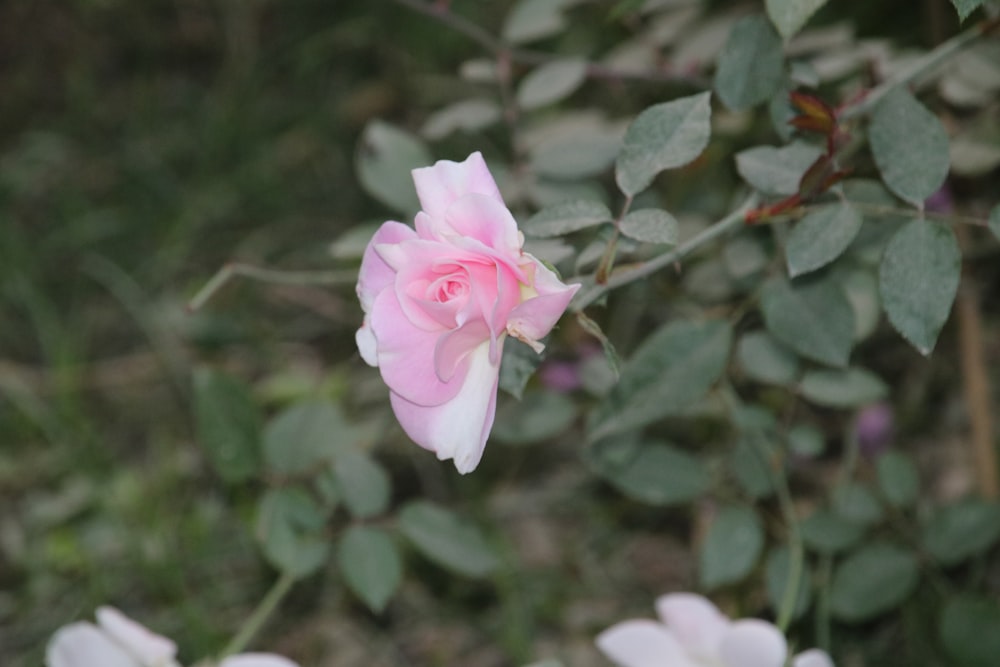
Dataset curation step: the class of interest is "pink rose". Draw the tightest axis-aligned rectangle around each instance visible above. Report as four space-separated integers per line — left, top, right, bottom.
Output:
356 152 579 473
596 593 834 667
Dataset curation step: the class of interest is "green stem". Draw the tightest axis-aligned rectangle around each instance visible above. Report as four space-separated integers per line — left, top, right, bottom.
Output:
572 193 758 311
839 18 992 120
187 263 356 312
220 571 296 658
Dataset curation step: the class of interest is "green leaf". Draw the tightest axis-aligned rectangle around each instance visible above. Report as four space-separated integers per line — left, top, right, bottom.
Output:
338 525 402 613
588 319 732 441
731 438 775 499
801 509 865 554
530 132 621 180
576 311 621 381
523 200 613 238
502 0 575 44
799 367 888 408
333 451 391 519
989 204 1000 241
356 120 431 215
498 336 544 400
876 451 919 508
832 482 884 526
421 99 502 140
714 14 786 111
940 595 1000 667
619 209 679 244
256 487 330 578
786 202 864 277
869 88 950 207
492 390 578 444
829 541 918 622
879 217 961 355
615 92 712 197
949 0 986 21
593 440 709 506
699 505 765 589
922 499 1000 566
788 424 825 457
737 330 800 385
766 0 828 38
837 267 881 342
766 546 812 621
517 58 588 110
735 142 823 196
263 400 353 475
761 276 854 367
192 368 262 484
398 501 500 578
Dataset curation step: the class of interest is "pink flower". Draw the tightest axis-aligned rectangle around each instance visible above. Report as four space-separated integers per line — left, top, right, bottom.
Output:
46 606 299 667
596 593 834 667
356 152 579 473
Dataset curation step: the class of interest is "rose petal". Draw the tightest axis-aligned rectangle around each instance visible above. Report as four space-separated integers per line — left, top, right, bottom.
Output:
389 341 499 473
435 319 491 382
506 256 580 346
654 592 731 662
442 193 521 254
357 221 417 313
46 622 143 667
219 654 301 667
96 607 177 667
370 288 467 406
718 619 788 667
792 649 836 667
356 317 378 367
595 619 700 667
411 151 503 222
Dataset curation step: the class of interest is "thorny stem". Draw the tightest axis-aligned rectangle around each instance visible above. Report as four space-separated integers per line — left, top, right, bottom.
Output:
187 263 356 312
778 201 992 228
572 194 759 311
220 571 296 658
390 0 709 87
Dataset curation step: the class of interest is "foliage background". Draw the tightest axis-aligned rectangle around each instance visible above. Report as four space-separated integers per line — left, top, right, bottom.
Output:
1 1 999 666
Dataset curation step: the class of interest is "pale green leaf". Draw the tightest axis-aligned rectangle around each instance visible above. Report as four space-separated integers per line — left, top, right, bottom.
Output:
877 451 920 508
786 202 863 277
699 505 764 589
517 58 588 110
761 276 855 367
869 88 950 206
523 200 613 238
503 0 575 44
735 142 822 196
338 525 402 613
737 330 800 385
788 424 825 457
801 509 865 554
950 0 986 21
829 542 918 622
989 204 1000 241
421 99 501 140
714 15 786 111
879 217 960 354
766 546 812 620
255 487 330 578
832 481 884 525
766 0 828 38
619 208 679 244
356 120 431 215
492 390 578 444
731 438 775 499
398 501 500 578
799 367 888 408
615 92 712 196
333 451 391 519
592 440 709 506
193 368 262 484
498 336 543 400
263 400 354 475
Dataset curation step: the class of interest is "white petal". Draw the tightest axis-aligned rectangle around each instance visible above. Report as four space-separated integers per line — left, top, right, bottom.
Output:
96 606 177 667
220 653 301 667
595 619 700 667
718 619 788 667
655 592 731 661
46 622 143 667
356 318 378 367
792 648 835 667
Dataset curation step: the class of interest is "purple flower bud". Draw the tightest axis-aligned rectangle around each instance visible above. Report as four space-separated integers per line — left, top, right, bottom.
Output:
854 402 894 458
925 185 954 215
539 360 582 393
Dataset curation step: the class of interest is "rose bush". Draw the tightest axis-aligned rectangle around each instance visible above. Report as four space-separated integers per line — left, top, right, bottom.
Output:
46 606 298 667
596 593 834 667
356 152 579 473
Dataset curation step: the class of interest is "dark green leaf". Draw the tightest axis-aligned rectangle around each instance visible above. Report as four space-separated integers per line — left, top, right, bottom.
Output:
192 368 262 483
829 541 918 622
922 499 1000 566
761 276 854 367
593 440 709 506
576 311 621 381
801 509 865 554
588 320 732 441
699 505 765 589
737 330 800 385
832 482 884 526
498 336 544 400
398 501 500 578
356 120 431 215
766 546 812 621
731 438 775 499
799 367 888 408
940 595 1000 667
869 88 950 206
615 92 712 197
877 451 919 508
334 451 391 519
492 390 577 444
256 487 330 578
714 15 786 111
788 424 826 457
879 217 960 355
263 400 353 475
619 209 679 244
786 202 864 277
735 142 822 196
523 200 613 238
338 525 402 613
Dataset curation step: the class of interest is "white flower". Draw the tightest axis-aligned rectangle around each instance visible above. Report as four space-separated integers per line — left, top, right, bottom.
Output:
46 606 299 667
596 593 834 667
